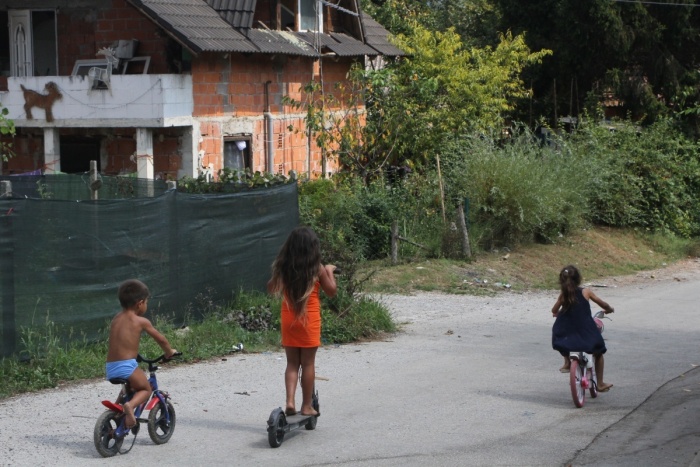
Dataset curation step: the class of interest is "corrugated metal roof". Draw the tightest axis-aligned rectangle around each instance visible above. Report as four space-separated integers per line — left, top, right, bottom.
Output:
296 31 338 50
245 29 318 57
127 0 403 57
207 0 256 29
128 0 258 54
294 32 378 57
361 12 405 57
329 33 379 56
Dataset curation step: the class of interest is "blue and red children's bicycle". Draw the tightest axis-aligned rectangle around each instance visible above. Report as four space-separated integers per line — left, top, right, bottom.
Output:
93 352 181 457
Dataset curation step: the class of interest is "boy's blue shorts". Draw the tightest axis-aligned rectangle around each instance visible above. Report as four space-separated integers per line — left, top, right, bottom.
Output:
105 359 138 380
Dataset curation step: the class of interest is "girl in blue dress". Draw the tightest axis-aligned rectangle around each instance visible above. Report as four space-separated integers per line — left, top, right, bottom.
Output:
551 265 615 391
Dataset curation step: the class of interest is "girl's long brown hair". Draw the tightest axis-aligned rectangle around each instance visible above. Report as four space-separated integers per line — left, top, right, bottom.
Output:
269 227 321 316
558 264 582 310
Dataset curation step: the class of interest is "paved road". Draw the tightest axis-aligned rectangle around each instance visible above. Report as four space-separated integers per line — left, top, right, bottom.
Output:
0 266 699 466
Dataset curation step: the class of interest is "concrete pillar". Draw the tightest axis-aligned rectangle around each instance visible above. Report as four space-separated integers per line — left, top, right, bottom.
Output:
179 122 200 179
43 128 61 174
135 128 154 180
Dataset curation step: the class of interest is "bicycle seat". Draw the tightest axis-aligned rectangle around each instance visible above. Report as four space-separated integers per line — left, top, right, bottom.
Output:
108 378 129 385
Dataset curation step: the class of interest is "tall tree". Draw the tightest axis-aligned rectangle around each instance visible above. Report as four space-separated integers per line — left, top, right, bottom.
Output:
366 23 550 168
362 0 502 46
495 0 700 132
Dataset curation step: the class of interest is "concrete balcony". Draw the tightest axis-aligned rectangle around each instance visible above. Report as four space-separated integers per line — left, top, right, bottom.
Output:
0 74 194 128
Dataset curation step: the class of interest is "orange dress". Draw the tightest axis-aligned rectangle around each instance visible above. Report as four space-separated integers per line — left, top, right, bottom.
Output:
280 282 321 348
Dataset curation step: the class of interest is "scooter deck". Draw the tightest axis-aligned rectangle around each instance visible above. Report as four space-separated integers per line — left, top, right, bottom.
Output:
285 413 318 423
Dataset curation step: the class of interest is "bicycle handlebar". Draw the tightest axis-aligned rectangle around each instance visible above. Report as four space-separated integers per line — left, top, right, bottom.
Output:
137 352 182 364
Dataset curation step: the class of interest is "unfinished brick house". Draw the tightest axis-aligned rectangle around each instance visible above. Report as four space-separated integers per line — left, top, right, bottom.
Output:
0 0 403 180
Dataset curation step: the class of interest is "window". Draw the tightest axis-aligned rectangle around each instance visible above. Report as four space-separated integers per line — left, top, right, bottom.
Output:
299 0 322 32
223 139 251 172
0 10 57 77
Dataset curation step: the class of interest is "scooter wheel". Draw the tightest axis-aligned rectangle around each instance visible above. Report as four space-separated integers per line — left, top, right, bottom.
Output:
304 415 317 430
305 390 319 430
268 412 286 448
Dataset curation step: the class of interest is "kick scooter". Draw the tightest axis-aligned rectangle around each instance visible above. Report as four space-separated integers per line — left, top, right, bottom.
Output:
266 388 320 448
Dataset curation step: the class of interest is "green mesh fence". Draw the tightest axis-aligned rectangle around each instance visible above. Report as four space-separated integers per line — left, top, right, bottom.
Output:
0 176 299 357
0 174 170 200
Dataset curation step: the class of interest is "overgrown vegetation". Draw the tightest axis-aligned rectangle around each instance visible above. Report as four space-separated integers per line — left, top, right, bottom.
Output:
296 119 700 265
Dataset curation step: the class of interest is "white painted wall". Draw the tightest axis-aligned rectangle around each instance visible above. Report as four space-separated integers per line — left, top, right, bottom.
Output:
0 74 193 127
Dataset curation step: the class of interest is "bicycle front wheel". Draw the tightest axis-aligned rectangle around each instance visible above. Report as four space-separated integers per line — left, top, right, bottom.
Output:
148 400 176 444
570 359 586 408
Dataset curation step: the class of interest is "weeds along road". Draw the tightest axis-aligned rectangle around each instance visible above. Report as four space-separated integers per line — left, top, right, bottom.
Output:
1 262 699 466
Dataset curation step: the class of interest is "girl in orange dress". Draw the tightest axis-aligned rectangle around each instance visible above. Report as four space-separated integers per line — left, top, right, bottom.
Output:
268 227 337 416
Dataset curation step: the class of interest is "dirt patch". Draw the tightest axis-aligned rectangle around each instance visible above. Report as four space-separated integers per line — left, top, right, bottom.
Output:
363 228 700 294
586 257 700 288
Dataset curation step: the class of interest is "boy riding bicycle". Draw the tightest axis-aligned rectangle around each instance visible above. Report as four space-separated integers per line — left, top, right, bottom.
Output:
105 279 178 428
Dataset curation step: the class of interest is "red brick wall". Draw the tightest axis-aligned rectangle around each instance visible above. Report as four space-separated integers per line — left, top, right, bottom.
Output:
2 130 181 178
56 0 172 75
0 134 44 174
100 130 182 178
194 53 354 177
192 54 227 117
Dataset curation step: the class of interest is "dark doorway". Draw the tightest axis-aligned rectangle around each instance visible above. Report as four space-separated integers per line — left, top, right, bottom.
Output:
60 136 100 173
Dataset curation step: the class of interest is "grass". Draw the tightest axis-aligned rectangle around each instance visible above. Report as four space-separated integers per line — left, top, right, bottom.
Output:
1 226 696 400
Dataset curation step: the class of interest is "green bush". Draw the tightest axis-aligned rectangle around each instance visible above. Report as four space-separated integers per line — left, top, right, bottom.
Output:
322 290 396 344
571 119 700 237
300 118 700 261
299 174 447 265
441 131 590 248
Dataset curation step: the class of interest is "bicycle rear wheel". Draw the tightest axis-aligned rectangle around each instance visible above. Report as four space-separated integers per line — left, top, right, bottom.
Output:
570 358 586 408
94 410 124 457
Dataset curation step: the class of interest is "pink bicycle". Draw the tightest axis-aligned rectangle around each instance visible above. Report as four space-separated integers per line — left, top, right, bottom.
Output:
569 311 608 408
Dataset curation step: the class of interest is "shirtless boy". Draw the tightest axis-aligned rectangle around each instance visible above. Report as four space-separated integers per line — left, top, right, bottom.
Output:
106 279 177 428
